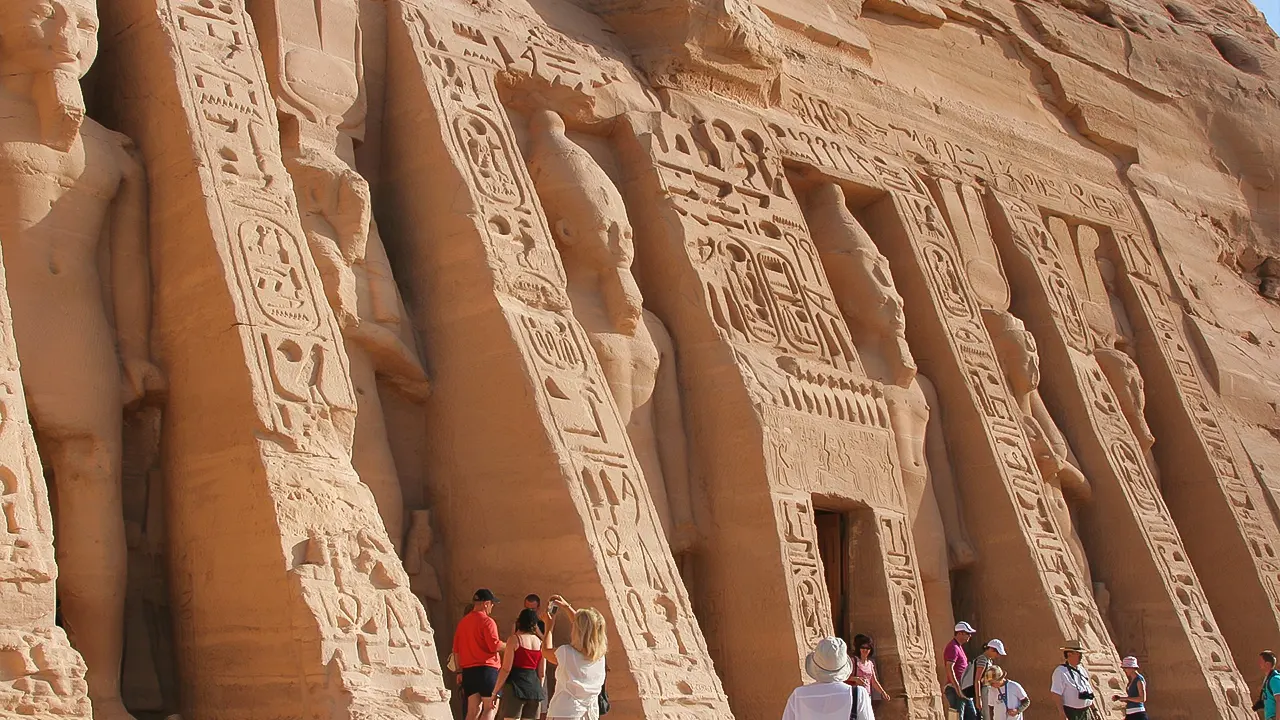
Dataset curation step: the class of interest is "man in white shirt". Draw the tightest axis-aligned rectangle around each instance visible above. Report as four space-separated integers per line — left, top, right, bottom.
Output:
782 637 875 720
1051 640 1095 720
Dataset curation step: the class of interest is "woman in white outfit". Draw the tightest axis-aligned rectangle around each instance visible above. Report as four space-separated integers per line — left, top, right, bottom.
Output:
543 594 607 720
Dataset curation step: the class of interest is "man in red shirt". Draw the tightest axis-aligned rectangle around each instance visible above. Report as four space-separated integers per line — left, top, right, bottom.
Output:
455 589 505 720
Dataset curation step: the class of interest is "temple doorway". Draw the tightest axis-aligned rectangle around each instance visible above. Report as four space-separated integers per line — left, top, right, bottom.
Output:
815 509 848 640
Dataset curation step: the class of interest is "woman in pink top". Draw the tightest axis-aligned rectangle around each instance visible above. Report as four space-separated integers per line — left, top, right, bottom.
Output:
846 634 888 703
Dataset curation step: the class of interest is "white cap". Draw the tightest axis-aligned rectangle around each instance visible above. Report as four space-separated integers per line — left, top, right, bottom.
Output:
1121 656 1140 669
955 621 976 634
985 639 1007 655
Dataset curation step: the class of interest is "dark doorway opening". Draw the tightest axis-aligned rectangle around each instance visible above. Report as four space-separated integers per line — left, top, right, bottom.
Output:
815 509 848 641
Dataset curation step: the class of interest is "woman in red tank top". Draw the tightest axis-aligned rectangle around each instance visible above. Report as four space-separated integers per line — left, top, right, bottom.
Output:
491 609 546 719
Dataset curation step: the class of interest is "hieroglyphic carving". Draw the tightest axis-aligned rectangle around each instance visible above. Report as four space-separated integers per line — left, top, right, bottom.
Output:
775 493 833 652
773 84 1139 230
170 0 358 457
397 7 730 716
992 193 1252 718
634 110 864 384
763 406 899 507
0 252 89 719
1111 230 1280 619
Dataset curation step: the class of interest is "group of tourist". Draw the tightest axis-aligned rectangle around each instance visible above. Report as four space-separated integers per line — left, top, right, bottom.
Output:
455 592 1280 720
785 621 1152 720
451 590 609 720
937 622 1143 720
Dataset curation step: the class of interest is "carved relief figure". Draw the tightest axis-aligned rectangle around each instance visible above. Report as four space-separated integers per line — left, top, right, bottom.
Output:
985 310 1094 586
526 109 698 572
0 2 164 718
806 182 975 650
250 0 429 551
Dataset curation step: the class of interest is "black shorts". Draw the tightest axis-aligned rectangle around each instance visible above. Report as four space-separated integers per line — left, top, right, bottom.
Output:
462 666 499 697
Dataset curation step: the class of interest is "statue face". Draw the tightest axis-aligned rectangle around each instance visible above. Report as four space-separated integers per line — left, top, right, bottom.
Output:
867 254 907 335
1008 329 1041 392
0 0 99 77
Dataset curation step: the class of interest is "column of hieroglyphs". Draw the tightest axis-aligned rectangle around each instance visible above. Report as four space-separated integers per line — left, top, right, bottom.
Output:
96 1 451 717
380 4 733 719
986 192 1252 718
614 102 942 720
245 0 431 554
1103 222 1280 684
765 110 1129 711
0 239 90 718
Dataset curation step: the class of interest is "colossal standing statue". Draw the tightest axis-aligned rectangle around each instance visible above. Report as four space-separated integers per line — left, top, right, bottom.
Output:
0 2 163 718
806 182 975 651
985 310 1094 585
526 109 698 571
249 0 429 551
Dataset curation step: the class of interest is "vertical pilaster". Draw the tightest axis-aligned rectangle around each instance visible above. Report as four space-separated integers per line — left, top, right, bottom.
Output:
99 1 450 717
381 5 732 719
1109 226 1280 686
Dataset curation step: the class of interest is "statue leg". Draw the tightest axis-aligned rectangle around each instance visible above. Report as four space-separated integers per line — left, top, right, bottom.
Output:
51 434 134 720
348 345 406 554
912 487 956 655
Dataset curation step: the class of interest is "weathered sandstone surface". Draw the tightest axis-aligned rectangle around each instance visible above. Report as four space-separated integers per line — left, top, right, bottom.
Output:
0 0 1276 718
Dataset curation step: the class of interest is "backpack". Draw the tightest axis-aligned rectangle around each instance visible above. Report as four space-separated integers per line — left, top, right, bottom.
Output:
961 657 987 697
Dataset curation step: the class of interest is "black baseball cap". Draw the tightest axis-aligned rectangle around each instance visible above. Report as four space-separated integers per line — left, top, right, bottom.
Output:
473 588 499 603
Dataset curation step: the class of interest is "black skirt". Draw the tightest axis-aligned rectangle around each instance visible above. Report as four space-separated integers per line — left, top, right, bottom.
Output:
508 667 544 701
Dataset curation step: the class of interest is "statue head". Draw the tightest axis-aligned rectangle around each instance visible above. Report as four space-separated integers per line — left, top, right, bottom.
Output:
985 310 1040 396
529 108 643 334
0 0 97 149
809 182 915 385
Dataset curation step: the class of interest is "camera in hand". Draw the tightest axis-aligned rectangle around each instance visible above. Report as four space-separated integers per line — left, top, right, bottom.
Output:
1078 691 1095 701
549 603 559 616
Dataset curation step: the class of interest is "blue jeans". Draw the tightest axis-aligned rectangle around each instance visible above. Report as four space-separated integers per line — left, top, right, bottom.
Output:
945 686 978 720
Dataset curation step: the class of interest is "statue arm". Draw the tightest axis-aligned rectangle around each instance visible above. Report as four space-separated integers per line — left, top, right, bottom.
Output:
111 138 163 402
648 312 696 552
918 375 975 564
1032 392 1092 500
347 320 431 402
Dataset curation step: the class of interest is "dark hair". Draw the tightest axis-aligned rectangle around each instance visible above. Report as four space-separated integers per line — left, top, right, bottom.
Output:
516 608 541 633
525 594 541 605
853 634 875 658
1263 651 1277 666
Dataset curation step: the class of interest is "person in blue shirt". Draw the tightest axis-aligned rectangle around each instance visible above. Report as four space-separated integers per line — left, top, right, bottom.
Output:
1111 656 1146 719
1258 651 1280 720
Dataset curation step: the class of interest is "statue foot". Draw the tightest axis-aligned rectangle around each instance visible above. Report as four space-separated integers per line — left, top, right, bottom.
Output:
92 697 139 720
949 540 977 570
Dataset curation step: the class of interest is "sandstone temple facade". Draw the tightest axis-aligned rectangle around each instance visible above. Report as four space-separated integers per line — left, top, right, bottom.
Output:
1 0 1278 719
